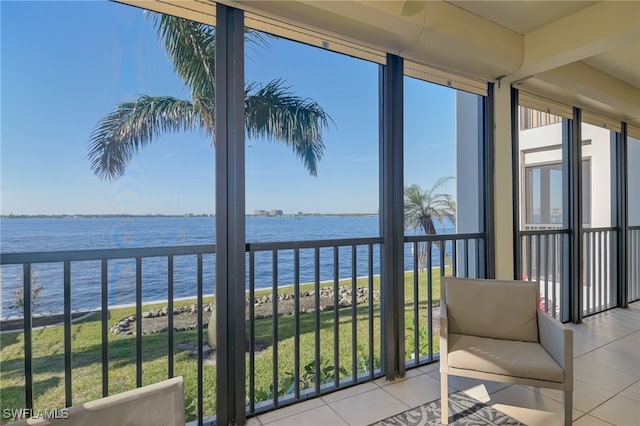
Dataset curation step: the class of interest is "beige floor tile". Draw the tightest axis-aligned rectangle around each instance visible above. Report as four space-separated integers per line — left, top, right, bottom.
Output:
525 379 616 413
590 395 640 426
603 337 640 357
623 331 640 343
403 368 424 379
581 314 638 336
620 380 640 403
571 328 618 348
257 398 325 424
572 414 615 426
328 388 409 425
416 362 439 374
247 416 262 426
261 405 347 426
425 371 460 394
443 376 511 396
381 373 441 407
487 385 577 426
320 382 378 404
373 368 422 388
579 347 640 375
574 357 639 393
574 339 600 357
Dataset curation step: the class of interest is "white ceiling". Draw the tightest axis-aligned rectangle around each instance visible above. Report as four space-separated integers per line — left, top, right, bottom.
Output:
584 42 640 88
448 0 640 120
448 1 599 34
136 0 640 126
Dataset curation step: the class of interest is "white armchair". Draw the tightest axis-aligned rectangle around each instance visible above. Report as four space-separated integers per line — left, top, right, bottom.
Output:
439 277 573 425
12 376 185 425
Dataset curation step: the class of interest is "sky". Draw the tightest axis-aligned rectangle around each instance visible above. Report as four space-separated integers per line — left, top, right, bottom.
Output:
1 0 460 216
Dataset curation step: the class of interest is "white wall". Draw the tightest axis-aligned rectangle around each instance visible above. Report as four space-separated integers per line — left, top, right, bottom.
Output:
628 136 640 226
455 91 483 277
518 120 619 228
455 91 482 234
581 123 615 228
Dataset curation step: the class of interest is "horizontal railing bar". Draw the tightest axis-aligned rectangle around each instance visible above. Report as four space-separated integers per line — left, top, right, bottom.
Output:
247 237 382 251
1 238 387 265
520 229 570 236
1 245 216 265
583 227 617 233
629 225 640 231
403 232 484 243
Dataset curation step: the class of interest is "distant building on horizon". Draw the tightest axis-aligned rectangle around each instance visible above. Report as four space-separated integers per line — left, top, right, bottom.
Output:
253 209 283 217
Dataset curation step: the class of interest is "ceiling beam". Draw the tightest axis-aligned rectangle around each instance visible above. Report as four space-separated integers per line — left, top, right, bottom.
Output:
511 1 640 81
116 0 216 25
521 61 640 122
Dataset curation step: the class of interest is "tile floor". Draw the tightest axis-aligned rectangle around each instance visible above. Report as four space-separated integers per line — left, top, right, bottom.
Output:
249 302 640 425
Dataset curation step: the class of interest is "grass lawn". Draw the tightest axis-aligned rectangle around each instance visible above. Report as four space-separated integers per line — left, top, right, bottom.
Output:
0 269 444 421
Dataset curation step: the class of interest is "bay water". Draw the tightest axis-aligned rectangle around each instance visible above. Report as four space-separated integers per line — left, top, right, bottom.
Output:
0 216 448 317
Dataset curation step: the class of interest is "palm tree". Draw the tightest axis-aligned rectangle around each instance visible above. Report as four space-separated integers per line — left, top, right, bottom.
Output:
404 177 456 270
88 13 331 352
88 12 331 180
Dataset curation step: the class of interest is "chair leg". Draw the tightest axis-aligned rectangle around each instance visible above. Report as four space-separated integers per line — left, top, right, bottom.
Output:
563 390 572 426
441 373 449 425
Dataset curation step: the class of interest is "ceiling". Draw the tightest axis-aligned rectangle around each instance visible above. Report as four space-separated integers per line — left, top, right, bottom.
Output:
447 0 640 124
448 1 600 35
129 0 640 126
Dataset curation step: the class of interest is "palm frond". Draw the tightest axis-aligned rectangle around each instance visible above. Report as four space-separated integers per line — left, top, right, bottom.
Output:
149 12 216 100
403 179 456 234
88 95 200 180
245 79 332 176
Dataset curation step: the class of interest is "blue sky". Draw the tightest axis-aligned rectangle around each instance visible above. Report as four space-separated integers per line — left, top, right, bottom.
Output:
1 1 457 215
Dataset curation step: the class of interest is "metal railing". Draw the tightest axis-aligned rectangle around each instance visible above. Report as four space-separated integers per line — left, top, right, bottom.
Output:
403 232 486 367
1 232 488 423
523 224 564 231
520 229 569 320
244 237 384 415
583 227 618 316
628 226 640 303
1 245 216 424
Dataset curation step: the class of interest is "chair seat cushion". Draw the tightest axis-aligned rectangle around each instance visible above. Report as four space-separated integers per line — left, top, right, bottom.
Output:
448 334 564 383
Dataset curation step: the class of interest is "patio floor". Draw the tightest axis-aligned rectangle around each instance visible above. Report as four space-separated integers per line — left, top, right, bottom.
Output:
249 302 640 425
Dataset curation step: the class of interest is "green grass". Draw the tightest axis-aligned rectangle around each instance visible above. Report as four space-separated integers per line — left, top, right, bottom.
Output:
0 270 444 421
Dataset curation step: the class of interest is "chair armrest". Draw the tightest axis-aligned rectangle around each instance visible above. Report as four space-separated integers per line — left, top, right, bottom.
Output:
538 311 573 389
439 300 448 371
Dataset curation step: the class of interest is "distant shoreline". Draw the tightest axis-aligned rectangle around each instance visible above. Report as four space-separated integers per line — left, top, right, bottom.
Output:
1 213 378 219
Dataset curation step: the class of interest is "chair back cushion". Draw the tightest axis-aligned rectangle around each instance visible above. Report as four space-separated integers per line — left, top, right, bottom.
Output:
444 277 538 342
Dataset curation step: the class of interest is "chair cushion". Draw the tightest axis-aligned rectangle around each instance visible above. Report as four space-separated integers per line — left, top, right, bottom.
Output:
448 333 564 383
445 277 539 342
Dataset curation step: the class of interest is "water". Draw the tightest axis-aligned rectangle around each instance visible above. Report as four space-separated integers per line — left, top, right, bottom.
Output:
0 216 452 316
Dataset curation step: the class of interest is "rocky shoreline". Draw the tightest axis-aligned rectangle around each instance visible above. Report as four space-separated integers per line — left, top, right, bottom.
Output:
111 285 381 336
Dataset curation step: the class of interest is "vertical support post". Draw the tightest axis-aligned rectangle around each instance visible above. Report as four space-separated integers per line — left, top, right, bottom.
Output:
569 108 583 323
493 81 515 280
215 4 246 425
618 123 628 308
484 83 495 279
23 264 33 412
379 53 404 379
510 88 521 280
